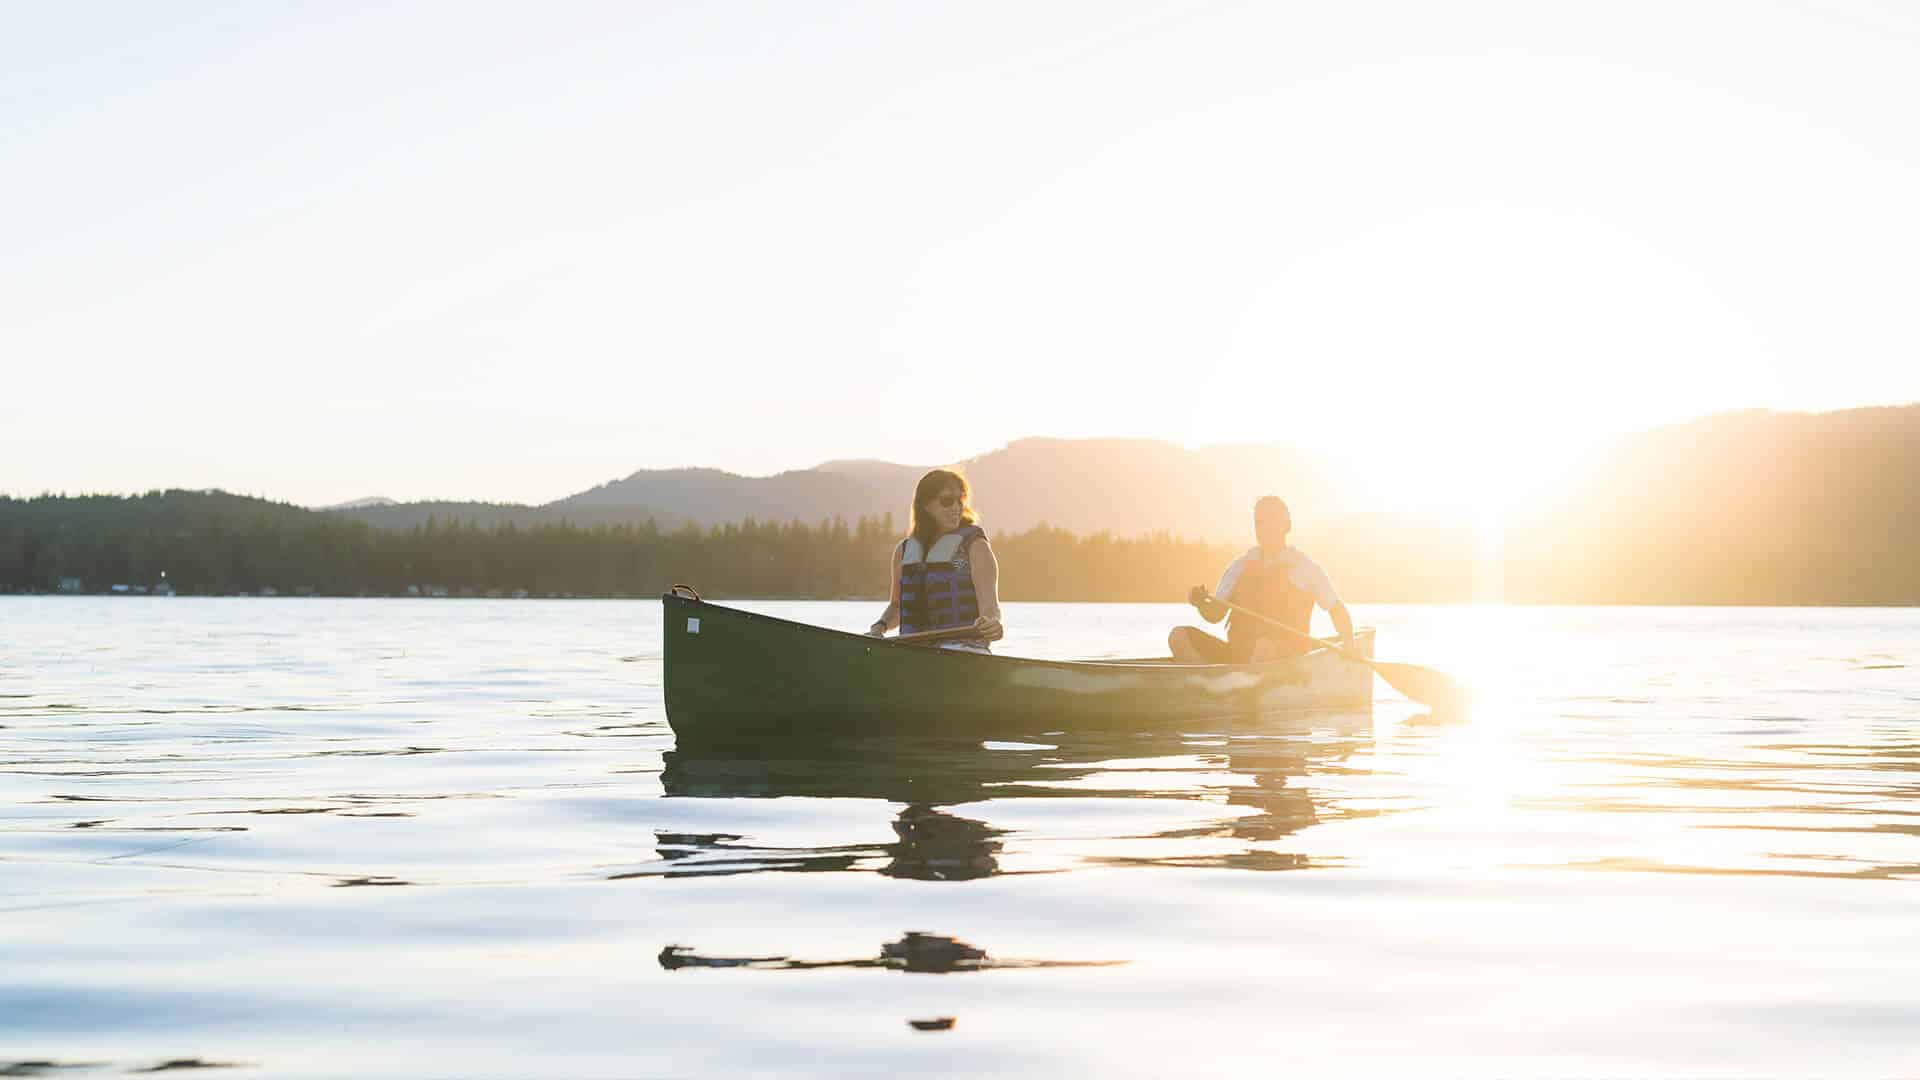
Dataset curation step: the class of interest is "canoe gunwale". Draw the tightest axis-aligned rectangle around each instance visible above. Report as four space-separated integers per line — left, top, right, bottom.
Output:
662 593 1372 675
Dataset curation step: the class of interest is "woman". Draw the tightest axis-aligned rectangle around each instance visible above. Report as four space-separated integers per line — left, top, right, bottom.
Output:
867 469 1004 651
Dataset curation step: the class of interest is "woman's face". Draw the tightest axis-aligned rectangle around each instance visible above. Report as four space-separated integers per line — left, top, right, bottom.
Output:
923 484 964 532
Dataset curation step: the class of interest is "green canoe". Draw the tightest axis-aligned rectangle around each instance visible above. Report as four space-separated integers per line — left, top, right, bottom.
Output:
661 589 1374 746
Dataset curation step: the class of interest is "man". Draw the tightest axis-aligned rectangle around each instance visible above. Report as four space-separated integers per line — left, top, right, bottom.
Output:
1169 495 1354 663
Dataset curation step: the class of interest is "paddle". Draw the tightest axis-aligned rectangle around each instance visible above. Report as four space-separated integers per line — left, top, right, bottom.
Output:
890 623 999 646
1201 592 1469 713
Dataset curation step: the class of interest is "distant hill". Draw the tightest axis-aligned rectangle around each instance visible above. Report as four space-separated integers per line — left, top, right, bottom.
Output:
553 464 909 529
958 438 1359 541
1507 404 1920 604
24 405 1913 603
8 489 318 530
327 436 1358 542
336 500 647 532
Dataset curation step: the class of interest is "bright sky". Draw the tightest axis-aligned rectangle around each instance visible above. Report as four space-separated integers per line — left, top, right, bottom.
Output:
5 1 1918 508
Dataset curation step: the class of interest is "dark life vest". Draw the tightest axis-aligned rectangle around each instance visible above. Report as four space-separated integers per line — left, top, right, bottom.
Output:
1226 555 1317 656
899 526 985 634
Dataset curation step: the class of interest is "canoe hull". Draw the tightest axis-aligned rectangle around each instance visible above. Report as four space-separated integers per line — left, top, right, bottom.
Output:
662 595 1372 744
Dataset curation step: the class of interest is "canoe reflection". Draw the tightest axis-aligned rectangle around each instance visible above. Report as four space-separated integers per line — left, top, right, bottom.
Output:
645 716 1373 879
641 804 1005 881
659 931 1122 973
660 733 1169 803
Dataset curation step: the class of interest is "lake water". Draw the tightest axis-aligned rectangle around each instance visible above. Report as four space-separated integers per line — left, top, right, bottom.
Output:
3 598 1918 1077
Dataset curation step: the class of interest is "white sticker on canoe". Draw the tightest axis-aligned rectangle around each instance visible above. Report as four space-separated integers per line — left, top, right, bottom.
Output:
686 618 700 634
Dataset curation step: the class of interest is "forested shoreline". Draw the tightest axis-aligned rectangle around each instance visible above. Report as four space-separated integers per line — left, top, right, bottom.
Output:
7 485 1919 605
0 490 1241 602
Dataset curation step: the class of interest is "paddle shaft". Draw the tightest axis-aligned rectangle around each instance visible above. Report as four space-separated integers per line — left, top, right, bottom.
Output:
1204 593 1365 664
893 623 994 644
1201 591 1469 712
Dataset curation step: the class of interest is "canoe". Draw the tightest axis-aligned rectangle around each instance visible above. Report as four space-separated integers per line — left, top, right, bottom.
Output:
661 589 1374 745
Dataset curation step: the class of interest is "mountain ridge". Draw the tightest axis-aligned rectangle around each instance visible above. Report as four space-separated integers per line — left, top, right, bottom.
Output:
322 434 1357 541
11 403 1920 603
312 403 1920 582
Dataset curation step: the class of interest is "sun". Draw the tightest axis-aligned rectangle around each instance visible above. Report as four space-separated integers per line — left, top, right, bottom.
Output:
1196 203 1784 521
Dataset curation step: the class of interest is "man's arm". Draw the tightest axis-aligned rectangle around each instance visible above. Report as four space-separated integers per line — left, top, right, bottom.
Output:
1188 585 1229 624
1301 554 1355 651
1191 556 1246 624
1328 601 1355 651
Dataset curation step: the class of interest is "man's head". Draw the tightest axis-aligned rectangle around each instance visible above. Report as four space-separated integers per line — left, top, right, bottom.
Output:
1253 495 1291 549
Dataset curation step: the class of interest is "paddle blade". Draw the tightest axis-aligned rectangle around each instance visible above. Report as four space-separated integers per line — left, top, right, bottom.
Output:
1369 661 1471 714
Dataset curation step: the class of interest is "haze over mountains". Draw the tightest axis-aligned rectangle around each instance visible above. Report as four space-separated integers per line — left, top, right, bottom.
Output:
8 404 1919 603
327 402 1920 539
310 404 1920 604
329 436 1368 540
1506 404 1920 604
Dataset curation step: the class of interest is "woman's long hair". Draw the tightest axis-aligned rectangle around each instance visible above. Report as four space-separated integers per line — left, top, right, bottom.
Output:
909 468 978 548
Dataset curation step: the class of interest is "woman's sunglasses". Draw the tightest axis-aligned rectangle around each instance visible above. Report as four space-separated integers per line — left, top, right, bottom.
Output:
932 494 962 508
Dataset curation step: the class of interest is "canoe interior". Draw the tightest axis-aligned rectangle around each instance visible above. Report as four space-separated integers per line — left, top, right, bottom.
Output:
662 593 1374 746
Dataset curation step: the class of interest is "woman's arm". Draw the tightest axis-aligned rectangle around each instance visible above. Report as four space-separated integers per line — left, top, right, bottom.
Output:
869 542 904 636
969 537 1002 638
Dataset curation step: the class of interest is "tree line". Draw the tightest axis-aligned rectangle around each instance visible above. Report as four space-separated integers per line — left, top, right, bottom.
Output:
0 490 1245 602
11 475 1918 605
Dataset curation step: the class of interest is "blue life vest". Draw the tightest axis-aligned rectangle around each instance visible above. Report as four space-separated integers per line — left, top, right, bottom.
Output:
899 526 986 634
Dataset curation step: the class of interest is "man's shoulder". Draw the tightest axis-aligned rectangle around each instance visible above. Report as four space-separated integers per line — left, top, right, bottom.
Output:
1286 547 1332 576
1215 549 1258 592
1284 547 1342 603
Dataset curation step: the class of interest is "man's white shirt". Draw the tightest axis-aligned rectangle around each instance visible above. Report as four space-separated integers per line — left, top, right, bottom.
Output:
1215 546 1342 612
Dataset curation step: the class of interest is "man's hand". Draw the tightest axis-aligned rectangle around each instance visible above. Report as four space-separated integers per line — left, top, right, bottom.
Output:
973 615 1004 642
1188 585 1210 609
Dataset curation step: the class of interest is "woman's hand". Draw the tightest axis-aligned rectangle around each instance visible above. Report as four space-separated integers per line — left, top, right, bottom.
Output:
972 615 1004 642
867 620 888 638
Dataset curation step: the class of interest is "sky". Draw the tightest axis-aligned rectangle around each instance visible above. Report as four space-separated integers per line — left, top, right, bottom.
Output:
5 1 1919 509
